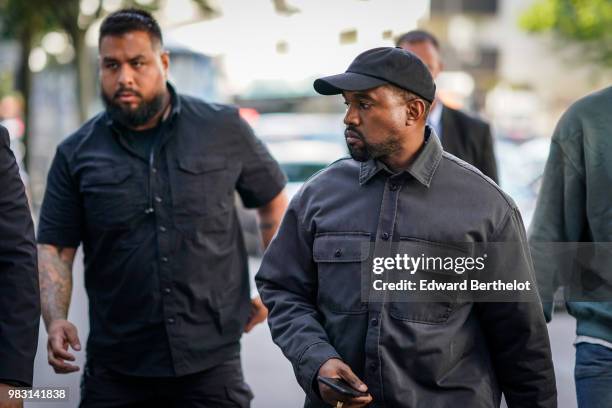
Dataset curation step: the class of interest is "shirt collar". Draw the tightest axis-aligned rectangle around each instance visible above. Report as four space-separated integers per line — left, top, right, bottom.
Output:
105 81 181 128
359 125 443 188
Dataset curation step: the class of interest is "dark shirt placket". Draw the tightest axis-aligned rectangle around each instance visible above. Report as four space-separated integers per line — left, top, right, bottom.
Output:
365 173 402 407
153 146 179 373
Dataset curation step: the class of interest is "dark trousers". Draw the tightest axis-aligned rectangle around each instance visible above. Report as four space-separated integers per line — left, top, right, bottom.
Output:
79 357 253 408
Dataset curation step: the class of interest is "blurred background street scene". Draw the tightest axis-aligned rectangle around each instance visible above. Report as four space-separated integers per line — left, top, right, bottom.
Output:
1 0 610 406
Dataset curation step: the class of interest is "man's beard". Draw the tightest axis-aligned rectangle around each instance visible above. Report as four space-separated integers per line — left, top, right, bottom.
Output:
102 87 165 128
345 127 401 162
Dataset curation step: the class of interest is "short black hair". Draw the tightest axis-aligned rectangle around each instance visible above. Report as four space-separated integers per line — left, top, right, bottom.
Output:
395 30 439 50
99 8 163 48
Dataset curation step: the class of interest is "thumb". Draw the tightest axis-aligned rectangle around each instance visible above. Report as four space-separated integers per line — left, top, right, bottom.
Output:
338 364 368 392
64 324 81 351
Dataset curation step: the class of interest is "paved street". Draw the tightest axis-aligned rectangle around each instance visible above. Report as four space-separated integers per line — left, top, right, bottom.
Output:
28 252 578 408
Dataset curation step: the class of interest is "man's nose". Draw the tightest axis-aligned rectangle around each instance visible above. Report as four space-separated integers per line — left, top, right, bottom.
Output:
117 64 135 87
343 105 359 127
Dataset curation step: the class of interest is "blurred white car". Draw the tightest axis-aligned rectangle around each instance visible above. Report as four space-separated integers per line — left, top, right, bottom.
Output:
266 139 347 198
238 112 348 255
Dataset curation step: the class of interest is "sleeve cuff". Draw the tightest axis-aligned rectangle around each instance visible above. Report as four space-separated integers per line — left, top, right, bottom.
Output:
296 341 341 403
0 355 34 387
36 229 81 248
242 177 286 209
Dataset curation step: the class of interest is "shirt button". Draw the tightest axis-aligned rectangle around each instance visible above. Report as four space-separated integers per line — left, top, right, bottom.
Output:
159 226 167 232
155 196 163 203
334 249 342 257
161 256 169 263
371 318 378 327
382 232 390 240
167 317 175 324
151 167 158 174
163 287 171 294
369 362 377 372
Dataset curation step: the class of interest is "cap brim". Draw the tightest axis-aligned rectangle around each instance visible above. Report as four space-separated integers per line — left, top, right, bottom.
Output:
313 72 388 95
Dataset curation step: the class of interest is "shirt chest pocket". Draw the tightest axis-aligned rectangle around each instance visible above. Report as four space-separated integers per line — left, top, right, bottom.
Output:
172 156 233 217
387 240 466 324
80 166 139 229
314 233 370 314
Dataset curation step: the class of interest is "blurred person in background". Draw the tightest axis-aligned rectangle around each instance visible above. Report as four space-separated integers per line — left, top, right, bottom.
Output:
257 47 556 408
37 8 287 407
529 87 612 408
0 124 39 408
397 30 498 183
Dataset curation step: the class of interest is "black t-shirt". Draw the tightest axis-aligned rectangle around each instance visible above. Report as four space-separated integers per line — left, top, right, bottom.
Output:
120 121 163 160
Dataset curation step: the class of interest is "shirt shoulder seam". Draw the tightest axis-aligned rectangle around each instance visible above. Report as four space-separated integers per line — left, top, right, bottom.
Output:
441 152 514 209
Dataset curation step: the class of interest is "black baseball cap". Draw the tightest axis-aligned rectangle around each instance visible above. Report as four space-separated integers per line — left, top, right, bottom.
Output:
313 47 436 102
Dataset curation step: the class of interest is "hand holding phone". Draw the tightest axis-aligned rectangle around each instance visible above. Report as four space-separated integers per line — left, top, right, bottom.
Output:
317 376 369 398
317 358 372 407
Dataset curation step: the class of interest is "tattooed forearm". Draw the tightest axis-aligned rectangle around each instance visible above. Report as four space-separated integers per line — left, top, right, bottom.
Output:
38 244 77 329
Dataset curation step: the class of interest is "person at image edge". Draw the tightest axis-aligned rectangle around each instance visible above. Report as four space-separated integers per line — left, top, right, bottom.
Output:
0 124 39 408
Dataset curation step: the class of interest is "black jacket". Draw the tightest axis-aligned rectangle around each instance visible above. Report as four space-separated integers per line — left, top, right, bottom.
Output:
256 129 556 407
441 105 498 183
0 124 39 386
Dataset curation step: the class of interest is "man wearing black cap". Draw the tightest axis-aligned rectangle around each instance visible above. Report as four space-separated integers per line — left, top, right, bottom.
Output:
256 47 556 407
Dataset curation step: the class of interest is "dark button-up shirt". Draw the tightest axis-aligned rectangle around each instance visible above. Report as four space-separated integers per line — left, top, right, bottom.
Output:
38 84 286 376
0 125 39 386
256 128 556 407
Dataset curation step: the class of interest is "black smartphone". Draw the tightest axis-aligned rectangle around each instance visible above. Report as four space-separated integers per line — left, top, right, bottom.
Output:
317 376 369 398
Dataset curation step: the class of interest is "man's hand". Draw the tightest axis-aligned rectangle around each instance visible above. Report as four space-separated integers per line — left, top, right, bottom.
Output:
244 297 268 333
0 383 22 408
46 319 81 374
318 358 372 407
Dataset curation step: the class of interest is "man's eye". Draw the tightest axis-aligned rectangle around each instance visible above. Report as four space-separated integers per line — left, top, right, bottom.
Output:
359 102 372 110
132 61 144 68
105 62 118 70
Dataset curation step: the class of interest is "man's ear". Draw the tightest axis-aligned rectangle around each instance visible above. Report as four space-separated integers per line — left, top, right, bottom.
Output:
405 99 426 125
160 51 170 78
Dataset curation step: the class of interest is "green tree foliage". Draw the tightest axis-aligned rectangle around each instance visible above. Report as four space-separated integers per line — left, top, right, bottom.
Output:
0 0 218 166
520 0 612 66
0 0 58 157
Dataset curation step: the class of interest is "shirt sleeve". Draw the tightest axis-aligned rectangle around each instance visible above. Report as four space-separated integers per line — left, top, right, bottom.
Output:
528 136 586 321
476 207 557 408
0 126 40 386
234 115 286 208
255 192 340 402
37 145 83 247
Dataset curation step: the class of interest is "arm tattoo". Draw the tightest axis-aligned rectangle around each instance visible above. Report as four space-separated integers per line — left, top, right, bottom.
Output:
38 244 76 328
